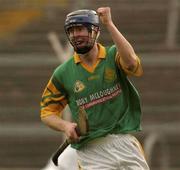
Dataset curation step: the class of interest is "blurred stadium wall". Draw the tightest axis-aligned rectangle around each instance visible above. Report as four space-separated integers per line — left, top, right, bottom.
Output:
0 0 179 170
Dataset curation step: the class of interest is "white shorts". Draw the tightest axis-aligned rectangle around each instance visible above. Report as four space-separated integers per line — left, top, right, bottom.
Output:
77 134 149 170
57 145 78 169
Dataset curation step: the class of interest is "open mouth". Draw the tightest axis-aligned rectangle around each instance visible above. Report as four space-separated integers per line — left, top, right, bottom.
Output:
71 36 88 47
75 40 83 45
71 36 93 54
74 40 87 48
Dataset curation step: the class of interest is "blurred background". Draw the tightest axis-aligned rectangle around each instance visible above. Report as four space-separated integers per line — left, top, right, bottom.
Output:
0 0 180 170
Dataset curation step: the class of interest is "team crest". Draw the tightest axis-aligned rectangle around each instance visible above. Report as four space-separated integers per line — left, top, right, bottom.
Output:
74 80 85 93
104 67 117 82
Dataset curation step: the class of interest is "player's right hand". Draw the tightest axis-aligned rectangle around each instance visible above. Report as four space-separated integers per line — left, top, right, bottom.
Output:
64 122 80 143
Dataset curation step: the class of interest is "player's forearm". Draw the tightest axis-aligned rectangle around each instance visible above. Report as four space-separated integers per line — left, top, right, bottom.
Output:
41 114 68 132
106 22 137 71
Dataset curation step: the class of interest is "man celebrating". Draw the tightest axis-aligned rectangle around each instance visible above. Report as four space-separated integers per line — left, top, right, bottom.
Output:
41 7 149 170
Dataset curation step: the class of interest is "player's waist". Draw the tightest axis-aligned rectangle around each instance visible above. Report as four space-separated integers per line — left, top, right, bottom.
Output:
85 133 132 148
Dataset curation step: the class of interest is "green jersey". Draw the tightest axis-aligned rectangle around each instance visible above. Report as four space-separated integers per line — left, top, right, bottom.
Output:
48 44 142 149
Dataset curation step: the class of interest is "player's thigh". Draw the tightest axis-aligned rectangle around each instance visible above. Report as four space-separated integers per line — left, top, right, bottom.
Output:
77 148 117 170
117 136 149 170
58 145 78 170
77 136 118 170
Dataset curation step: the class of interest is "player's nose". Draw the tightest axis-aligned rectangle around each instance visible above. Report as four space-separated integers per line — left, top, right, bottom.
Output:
73 29 81 37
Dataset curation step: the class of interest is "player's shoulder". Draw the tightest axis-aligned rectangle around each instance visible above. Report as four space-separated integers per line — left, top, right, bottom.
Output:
105 44 117 56
54 56 74 76
104 44 117 62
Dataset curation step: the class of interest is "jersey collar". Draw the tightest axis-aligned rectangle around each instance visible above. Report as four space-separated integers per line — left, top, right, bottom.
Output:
74 43 106 64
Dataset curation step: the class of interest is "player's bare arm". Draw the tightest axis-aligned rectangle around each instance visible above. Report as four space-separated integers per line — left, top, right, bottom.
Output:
41 115 79 142
97 7 139 73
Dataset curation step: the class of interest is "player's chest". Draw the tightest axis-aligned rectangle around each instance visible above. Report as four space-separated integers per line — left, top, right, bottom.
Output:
64 61 119 97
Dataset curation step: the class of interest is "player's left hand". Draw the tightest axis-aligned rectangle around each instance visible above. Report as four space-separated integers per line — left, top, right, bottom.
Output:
97 7 112 26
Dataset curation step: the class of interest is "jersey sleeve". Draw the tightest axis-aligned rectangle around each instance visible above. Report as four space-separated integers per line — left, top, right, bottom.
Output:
40 76 68 118
115 52 143 76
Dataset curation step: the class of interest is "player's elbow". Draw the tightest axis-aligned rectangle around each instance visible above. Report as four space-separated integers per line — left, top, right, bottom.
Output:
41 116 49 125
126 57 138 72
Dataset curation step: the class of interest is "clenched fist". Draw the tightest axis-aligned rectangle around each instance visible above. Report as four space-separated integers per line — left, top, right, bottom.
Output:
97 7 112 25
64 122 79 143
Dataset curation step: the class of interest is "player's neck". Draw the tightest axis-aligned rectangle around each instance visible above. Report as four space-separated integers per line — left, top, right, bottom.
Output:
79 44 98 66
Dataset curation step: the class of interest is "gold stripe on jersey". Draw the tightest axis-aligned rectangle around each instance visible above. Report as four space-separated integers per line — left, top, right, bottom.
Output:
42 94 65 104
40 79 67 118
46 78 61 94
115 53 143 76
41 102 64 118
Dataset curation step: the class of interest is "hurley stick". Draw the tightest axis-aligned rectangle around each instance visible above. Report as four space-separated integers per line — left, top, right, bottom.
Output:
52 107 89 166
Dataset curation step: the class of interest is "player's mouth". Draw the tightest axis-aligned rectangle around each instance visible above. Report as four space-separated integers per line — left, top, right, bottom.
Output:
75 40 85 47
74 38 88 48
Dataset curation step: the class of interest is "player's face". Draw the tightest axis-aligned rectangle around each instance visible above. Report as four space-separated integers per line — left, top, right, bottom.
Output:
68 25 89 48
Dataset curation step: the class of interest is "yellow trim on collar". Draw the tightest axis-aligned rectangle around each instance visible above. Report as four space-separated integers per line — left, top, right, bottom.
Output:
74 43 106 64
